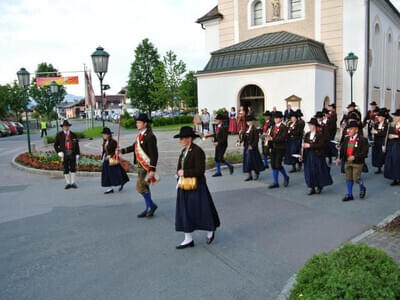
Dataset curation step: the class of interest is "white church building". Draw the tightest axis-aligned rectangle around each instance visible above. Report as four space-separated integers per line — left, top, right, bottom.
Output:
196 0 400 121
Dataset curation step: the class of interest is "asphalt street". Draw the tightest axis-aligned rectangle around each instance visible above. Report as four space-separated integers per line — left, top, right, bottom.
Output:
0 124 400 299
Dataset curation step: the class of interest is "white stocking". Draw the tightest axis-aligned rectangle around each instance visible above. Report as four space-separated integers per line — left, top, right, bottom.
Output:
181 233 193 245
64 174 71 184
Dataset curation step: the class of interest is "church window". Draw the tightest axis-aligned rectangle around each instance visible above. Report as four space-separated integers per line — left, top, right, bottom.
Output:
253 1 263 26
385 32 393 90
288 0 303 19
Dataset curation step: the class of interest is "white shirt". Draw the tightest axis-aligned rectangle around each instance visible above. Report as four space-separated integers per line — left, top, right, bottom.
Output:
378 122 384 130
246 125 253 134
310 131 316 140
350 134 358 142
139 128 147 136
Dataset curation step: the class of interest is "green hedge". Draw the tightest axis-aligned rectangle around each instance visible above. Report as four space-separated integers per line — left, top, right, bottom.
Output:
121 115 193 129
289 243 400 299
206 151 242 169
44 127 102 144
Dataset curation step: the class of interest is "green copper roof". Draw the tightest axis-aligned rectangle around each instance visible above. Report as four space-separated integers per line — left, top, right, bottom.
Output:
198 31 333 74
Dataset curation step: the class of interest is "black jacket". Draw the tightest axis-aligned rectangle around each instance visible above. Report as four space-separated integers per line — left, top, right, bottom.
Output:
373 122 388 140
241 126 259 149
54 131 80 155
304 131 325 157
388 125 400 144
102 138 117 157
287 121 303 141
271 123 288 150
177 143 206 182
213 125 228 148
339 135 369 164
121 129 158 172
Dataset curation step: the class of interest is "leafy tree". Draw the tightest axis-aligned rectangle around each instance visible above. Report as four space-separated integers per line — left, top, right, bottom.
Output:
8 82 29 120
127 39 166 115
179 71 198 109
163 51 186 108
150 62 169 110
0 85 9 119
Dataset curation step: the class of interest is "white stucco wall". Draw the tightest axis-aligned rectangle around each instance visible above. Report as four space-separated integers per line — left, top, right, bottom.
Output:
197 64 334 122
203 20 221 56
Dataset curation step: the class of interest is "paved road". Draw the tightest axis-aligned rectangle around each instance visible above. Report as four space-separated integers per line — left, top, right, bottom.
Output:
1 123 400 299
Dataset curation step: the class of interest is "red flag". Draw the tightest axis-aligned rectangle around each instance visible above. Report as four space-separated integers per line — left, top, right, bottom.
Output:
84 71 95 107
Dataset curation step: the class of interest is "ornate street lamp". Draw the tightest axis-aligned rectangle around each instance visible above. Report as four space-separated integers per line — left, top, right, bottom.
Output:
91 46 110 128
50 81 60 132
344 52 359 102
17 67 31 153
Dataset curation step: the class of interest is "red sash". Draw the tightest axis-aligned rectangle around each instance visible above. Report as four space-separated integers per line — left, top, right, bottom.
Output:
134 134 157 184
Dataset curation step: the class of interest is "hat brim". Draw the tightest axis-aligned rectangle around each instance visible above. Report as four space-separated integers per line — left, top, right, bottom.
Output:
173 133 200 139
60 123 72 127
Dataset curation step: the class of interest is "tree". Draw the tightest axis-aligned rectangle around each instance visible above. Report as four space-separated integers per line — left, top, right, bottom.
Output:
179 71 198 109
150 62 169 110
8 82 29 120
163 51 186 108
127 39 166 115
0 85 9 119
29 63 66 121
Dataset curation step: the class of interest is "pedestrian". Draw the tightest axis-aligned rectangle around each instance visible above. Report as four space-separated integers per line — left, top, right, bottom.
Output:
237 106 246 133
384 109 400 185
40 120 47 137
207 114 234 177
337 121 369 202
371 110 389 174
221 107 229 128
247 106 255 119
201 108 210 134
174 126 220 249
211 110 217 133
324 108 338 164
54 120 80 189
101 127 129 194
119 113 159 218
237 115 265 181
301 118 333 195
327 103 337 123
193 111 202 134
261 110 273 169
266 111 290 188
284 104 294 122
340 102 362 127
228 107 238 134
284 111 303 173
363 101 380 141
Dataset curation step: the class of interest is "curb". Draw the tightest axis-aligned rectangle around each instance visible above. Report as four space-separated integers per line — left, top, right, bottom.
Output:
275 209 400 300
11 154 137 178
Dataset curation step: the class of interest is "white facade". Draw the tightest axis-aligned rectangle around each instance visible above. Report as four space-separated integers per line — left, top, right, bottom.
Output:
203 19 221 56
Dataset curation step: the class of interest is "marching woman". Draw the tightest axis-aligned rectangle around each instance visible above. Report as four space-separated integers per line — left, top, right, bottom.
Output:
174 126 220 249
284 111 304 173
228 107 238 134
261 110 273 169
237 106 246 133
237 115 265 181
301 118 333 195
384 109 400 185
101 127 129 194
371 110 389 174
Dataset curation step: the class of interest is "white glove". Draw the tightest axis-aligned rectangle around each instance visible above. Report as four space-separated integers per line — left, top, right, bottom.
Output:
58 152 64 158
76 155 80 161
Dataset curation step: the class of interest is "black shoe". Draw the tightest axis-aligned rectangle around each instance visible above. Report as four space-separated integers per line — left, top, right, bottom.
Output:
70 183 78 189
137 210 148 218
284 177 290 187
104 189 114 194
297 163 302 171
254 172 260 181
229 167 234 175
308 188 315 195
176 240 195 249
146 205 158 217
391 180 399 186
375 169 382 174
342 195 354 202
360 187 366 199
212 173 222 177
269 184 279 189
118 183 125 192
315 187 322 194
207 232 215 245
289 167 297 173
245 176 253 182
64 184 71 190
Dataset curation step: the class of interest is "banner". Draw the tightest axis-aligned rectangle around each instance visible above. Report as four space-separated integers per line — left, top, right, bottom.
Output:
84 71 96 107
36 76 79 86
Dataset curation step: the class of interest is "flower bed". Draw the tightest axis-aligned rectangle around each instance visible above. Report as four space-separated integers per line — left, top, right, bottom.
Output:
16 151 133 173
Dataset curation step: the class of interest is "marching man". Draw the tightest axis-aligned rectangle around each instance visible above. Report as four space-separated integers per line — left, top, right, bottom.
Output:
119 114 159 218
54 120 80 189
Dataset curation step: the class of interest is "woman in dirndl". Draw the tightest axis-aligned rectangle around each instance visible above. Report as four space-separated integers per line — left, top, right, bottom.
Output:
384 109 400 185
101 127 129 194
301 118 333 195
371 110 389 174
229 107 238 134
174 126 220 249
237 106 246 133
284 111 303 173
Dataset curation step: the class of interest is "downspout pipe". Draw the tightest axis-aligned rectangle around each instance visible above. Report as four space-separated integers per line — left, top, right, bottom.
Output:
365 0 371 116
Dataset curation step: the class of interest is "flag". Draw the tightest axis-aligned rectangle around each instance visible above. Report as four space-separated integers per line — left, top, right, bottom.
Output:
84 70 96 107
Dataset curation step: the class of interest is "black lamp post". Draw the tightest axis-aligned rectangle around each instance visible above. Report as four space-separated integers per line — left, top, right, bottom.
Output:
17 67 31 153
91 46 110 128
344 52 359 102
50 81 60 132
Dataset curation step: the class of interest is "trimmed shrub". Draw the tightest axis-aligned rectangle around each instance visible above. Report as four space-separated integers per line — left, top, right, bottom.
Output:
121 115 193 129
289 243 400 300
206 151 242 169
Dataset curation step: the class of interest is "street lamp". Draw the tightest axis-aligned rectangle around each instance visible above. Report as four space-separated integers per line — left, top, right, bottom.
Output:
91 46 110 128
344 52 359 102
50 81 60 132
17 67 31 153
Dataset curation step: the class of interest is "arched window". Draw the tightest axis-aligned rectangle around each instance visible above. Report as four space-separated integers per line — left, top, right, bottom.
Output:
252 1 263 26
372 22 382 88
397 41 400 91
385 32 393 90
288 0 303 19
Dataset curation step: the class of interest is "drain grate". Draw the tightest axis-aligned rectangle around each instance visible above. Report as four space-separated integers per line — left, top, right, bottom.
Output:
0 185 30 193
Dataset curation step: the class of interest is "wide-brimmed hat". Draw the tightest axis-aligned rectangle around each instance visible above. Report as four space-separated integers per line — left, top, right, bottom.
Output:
173 126 200 139
346 121 360 129
273 111 284 119
392 109 400 117
136 113 152 123
263 110 272 117
377 110 388 117
289 111 298 119
215 114 224 120
370 101 378 106
101 127 113 135
328 103 336 109
322 108 329 115
296 109 304 117
61 120 72 127
307 118 320 127
245 115 256 122
347 102 357 109
314 111 324 119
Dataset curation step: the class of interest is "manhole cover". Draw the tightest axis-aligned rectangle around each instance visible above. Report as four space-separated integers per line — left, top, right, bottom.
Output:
0 185 30 193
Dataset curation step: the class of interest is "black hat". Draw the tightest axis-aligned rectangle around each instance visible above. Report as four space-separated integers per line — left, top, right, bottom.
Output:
263 110 272 117
296 109 304 117
314 111 324 119
377 110 388 117
273 111 283 119
322 108 329 115
245 115 256 122
61 120 72 127
370 101 378 106
328 103 336 109
307 118 320 127
289 111 298 119
346 121 360 129
347 112 360 121
136 113 152 123
173 126 200 139
215 114 224 120
101 127 113 135
347 102 357 109
392 109 400 117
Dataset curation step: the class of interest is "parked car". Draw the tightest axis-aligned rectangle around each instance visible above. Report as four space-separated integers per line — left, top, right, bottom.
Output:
11 122 24 135
4 121 17 135
0 122 11 136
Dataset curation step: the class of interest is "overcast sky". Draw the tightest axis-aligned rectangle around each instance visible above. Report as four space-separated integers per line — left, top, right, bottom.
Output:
1 0 400 97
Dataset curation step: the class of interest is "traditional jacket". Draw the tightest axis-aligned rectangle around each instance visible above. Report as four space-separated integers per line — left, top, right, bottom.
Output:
177 143 206 182
373 122 389 140
270 123 288 150
102 138 117 157
54 131 80 155
213 124 228 148
339 135 369 164
363 108 379 128
388 124 400 144
287 121 303 141
304 131 325 157
242 126 259 149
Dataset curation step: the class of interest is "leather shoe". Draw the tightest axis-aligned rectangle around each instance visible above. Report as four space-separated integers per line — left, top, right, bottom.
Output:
244 176 253 182
104 189 114 194
207 232 215 245
307 188 315 195
146 205 158 217
268 184 279 189
375 169 382 174
176 240 194 249
229 167 234 175
212 173 222 177
118 183 125 192
284 177 290 187
391 180 399 186
137 210 148 218
64 184 71 190
342 195 354 202
315 187 322 194
289 168 297 173
70 183 78 189
254 172 260 181
360 187 366 199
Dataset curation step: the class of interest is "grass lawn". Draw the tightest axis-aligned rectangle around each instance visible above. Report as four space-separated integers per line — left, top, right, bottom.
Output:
80 126 103 138
152 123 193 132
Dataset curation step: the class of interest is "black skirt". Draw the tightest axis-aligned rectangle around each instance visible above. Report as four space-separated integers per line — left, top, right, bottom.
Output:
304 150 333 188
384 143 400 180
175 182 220 233
243 147 265 173
101 160 130 187
284 139 301 165
325 141 338 158
372 137 386 168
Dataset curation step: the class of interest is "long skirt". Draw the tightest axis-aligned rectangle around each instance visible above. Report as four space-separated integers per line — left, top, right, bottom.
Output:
238 120 246 133
229 118 238 133
384 142 400 180
101 160 130 187
175 182 220 233
284 139 301 165
243 147 265 173
304 150 333 188
372 137 386 168
325 141 338 158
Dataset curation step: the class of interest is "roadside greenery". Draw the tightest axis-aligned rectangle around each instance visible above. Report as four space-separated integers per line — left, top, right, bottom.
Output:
121 114 193 129
206 151 243 169
45 127 103 144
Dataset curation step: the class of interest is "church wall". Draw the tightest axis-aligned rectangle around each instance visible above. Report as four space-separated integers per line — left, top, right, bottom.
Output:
218 0 236 48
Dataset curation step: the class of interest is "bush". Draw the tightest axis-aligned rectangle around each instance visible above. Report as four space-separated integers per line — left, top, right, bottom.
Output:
289 243 400 300
206 150 242 169
120 115 193 129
